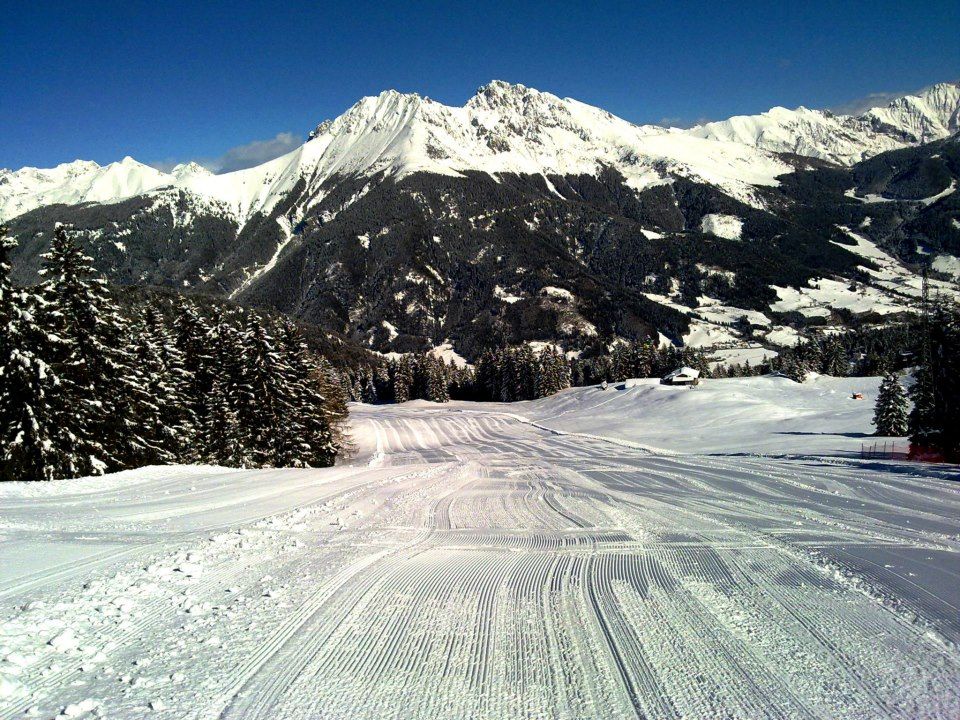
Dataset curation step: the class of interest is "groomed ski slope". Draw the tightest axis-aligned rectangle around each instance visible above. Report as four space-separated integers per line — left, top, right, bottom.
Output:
1 378 959 719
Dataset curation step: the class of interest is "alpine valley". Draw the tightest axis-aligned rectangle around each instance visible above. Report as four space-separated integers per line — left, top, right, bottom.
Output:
4 80 960 361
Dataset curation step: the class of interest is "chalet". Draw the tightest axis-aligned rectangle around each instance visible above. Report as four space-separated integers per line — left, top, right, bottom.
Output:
661 366 701 386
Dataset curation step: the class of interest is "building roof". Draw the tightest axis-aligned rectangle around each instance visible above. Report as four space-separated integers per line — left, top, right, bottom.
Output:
663 366 701 380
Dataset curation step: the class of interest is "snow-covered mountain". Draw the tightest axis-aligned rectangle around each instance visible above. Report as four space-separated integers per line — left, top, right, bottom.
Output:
687 81 960 165
4 80 958 226
2 81 798 224
4 81 960 359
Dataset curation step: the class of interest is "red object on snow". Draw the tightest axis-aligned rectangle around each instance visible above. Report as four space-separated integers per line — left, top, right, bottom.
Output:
908 444 947 463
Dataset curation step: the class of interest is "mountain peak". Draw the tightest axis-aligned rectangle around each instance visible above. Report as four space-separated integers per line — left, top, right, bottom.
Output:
171 161 212 179
474 79 531 98
5 78 959 225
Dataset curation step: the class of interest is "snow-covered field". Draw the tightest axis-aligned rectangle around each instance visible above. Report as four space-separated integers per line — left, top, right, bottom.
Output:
1 377 959 719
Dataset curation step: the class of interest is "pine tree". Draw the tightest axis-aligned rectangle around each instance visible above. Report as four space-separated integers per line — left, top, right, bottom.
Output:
202 372 245 467
39 226 138 474
873 372 908 436
393 356 414 403
275 320 342 467
425 355 450 403
173 302 214 435
238 316 285 466
781 352 808 383
374 364 392 403
0 230 76 480
909 302 960 460
142 304 197 459
821 337 848 376
361 372 378 404
125 313 175 466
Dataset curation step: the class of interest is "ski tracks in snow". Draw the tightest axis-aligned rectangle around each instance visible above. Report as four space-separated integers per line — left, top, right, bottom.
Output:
0 407 958 718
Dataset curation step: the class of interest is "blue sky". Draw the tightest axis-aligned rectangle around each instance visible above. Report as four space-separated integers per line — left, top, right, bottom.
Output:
2 0 957 171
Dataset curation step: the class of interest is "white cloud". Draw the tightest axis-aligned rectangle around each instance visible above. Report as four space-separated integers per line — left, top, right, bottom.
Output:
212 132 301 173
828 90 909 116
656 116 712 129
150 131 302 175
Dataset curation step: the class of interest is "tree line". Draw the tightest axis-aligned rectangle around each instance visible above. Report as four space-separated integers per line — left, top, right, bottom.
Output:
346 345 572 404
1 226 348 482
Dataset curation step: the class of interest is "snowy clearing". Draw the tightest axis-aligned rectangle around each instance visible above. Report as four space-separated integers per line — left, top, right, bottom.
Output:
1 378 958 719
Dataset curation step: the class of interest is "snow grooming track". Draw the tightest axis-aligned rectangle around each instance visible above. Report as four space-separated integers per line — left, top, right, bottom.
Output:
1 406 959 719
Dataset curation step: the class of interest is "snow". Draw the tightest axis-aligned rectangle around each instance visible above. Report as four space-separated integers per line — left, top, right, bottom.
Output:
699 213 743 240
429 343 469 368
764 324 802 347
770 277 914 317
4 82 958 228
229 214 299 298
687 82 960 166
707 344 777 369
0 158 171 223
381 320 399 341
662 366 700 381
502 374 903 456
0 381 958 718
695 300 771 328
919 178 957 206
493 285 522 303
682 318 740 348
932 253 960 279
1 81 794 225
541 286 574 301
832 226 960 302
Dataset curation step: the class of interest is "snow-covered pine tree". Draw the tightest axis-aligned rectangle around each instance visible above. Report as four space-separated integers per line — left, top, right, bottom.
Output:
393 356 414 403
910 302 960 460
39 225 139 475
781 352 808 383
425 354 450 403
799 339 822 375
821 337 848 376
873 372 908 436
125 310 176 466
934 305 960 460
361 372 378 404
316 357 350 457
173 302 215 434
473 350 495 400
141 304 197 460
202 372 245 467
0 230 77 480
909 336 938 454
517 345 538 400
374 364 392 403
534 346 562 398
275 320 342 467
236 315 285 466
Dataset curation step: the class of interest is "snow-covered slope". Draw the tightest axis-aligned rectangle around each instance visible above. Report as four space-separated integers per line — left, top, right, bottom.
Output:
0 157 174 223
687 81 960 165
504 374 892 455
1 394 958 718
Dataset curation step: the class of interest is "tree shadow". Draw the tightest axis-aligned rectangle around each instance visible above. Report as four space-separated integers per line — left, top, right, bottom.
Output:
774 431 873 438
